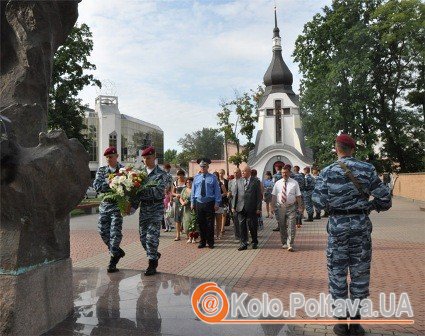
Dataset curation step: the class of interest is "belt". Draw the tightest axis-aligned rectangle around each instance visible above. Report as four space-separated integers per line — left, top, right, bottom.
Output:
277 202 295 207
329 209 369 216
141 200 163 206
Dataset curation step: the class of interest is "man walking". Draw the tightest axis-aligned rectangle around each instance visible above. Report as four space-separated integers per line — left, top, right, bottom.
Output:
302 166 315 222
313 134 391 336
191 158 221 249
232 165 262 250
293 165 305 225
312 166 321 219
93 146 125 273
228 168 242 240
271 165 303 252
131 146 167 276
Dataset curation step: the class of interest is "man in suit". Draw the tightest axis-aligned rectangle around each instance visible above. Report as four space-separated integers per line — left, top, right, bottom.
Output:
228 168 242 240
232 165 262 250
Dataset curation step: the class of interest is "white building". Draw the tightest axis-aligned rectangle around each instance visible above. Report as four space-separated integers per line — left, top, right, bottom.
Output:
84 95 164 176
248 9 313 177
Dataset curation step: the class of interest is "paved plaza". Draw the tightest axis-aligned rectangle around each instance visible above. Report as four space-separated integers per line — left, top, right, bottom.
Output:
56 197 425 336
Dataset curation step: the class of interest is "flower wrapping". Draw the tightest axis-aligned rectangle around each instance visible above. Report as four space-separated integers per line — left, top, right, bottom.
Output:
101 166 157 215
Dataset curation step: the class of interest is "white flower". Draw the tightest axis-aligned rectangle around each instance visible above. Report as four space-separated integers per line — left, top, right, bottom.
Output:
116 185 124 197
123 177 133 189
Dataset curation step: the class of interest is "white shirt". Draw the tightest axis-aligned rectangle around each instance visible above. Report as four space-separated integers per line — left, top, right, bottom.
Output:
147 167 154 175
272 177 301 206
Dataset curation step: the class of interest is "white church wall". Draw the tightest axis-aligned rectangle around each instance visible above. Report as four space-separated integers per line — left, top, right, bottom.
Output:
251 148 310 179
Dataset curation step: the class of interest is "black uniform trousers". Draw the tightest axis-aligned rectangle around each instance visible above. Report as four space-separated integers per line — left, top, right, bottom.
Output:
195 200 215 247
237 209 258 247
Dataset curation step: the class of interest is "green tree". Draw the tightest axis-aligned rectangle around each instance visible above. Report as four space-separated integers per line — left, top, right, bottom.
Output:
217 86 263 167
164 149 178 164
293 0 424 172
48 23 101 148
176 128 224 168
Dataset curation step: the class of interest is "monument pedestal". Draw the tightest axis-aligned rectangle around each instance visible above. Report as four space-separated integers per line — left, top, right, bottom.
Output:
0 258 73 336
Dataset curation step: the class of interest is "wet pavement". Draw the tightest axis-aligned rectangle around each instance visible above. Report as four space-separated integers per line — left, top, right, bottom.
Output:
44 268 292 336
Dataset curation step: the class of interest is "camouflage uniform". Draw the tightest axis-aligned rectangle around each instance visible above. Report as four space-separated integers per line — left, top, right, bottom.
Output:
132 165 167 261
302 174 315 218
93 163 124 257
313 157 391 303
292 172 305 223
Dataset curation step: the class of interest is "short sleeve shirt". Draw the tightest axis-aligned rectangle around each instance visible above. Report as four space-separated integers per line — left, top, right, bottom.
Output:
272 177 301 205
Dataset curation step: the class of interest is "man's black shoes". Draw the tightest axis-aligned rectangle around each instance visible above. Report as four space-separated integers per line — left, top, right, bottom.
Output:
252 243 258 249
305 214 314 222
238 245 247 251
272 227 280 231
144 259 157 276
349 315 365 335
107 248 125 273
198 243 206 249
333 318 349 336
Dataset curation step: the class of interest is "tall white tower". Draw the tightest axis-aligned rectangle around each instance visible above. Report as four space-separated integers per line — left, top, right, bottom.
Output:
248 7 313 177
95 95 122 166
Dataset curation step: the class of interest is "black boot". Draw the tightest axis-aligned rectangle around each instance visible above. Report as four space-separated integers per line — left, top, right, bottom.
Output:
107 255 120 273
314 211 321 220
333 317 349 336
323 210 329 217
145 259 157 276
107 248 126 273
349 314 365 335
305 214 314 222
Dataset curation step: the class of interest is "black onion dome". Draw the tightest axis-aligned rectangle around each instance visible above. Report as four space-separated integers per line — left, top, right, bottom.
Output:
263 51 293 87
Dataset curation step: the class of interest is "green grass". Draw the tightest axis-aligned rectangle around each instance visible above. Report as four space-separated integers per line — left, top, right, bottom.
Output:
80 197 102 204
70 209 85 217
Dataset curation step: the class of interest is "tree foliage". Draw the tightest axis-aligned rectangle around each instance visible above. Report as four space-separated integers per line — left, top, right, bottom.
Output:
217 86 264 167
48 23 101 148
293 0 424 172
164 149 178 165
176 128 224 169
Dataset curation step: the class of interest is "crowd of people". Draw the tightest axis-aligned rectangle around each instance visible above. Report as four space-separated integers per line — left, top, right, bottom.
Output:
160 159 325 252
93 133 392 336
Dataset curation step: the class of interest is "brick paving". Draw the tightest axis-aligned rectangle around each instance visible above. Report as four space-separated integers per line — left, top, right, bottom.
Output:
70 197 425 336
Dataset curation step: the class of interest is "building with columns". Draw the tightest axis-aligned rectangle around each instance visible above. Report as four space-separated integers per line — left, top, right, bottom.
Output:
84 95 164 176
248 8 313 177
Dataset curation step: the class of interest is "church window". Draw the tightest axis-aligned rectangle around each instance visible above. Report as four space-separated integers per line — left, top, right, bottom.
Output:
283 108 291 115
266 109 274 116
275 100 282 143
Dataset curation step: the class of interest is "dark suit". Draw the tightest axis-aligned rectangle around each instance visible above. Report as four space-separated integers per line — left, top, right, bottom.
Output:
232 176 262 247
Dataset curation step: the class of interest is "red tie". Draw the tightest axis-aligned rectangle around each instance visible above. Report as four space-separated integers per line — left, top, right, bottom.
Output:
281 180 287 203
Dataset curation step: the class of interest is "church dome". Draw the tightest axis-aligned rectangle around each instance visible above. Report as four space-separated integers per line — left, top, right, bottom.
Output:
263 7 293 88
263 51 293 87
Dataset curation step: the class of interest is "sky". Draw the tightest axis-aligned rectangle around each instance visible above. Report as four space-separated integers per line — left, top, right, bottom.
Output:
77 0 331 151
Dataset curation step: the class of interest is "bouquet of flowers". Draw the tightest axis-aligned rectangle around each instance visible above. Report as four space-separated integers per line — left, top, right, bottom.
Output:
187 211 199 240
102 166 157 215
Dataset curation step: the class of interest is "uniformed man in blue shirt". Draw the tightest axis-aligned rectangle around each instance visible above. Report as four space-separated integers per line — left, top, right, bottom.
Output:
313 134 391 336
191 158 221 249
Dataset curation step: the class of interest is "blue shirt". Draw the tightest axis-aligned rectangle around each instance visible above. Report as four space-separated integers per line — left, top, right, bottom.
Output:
263 179 274 193
191 172 222 205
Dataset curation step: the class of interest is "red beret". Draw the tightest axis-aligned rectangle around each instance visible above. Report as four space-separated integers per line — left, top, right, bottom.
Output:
103 146 117 156
141 146 155 156
336 134 356 148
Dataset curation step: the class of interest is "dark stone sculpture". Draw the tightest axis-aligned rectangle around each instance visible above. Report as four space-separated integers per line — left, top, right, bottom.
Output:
0 1 90 335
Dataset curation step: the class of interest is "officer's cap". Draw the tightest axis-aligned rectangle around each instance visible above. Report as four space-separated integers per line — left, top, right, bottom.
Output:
197 158 211 167
336 134 356 149
141 146 155 156
104 146 118 156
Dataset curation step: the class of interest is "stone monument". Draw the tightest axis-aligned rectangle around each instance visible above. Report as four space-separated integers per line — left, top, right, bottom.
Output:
0 1 90 335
